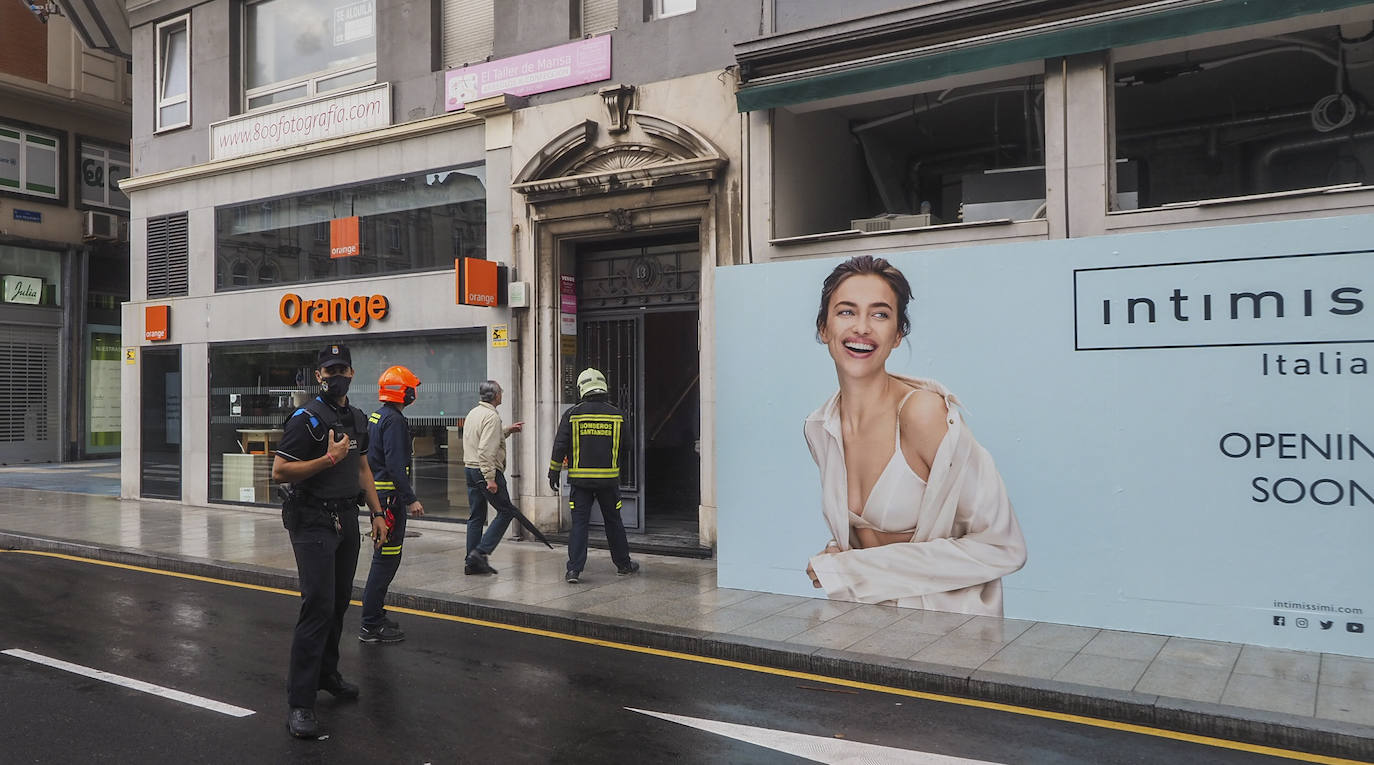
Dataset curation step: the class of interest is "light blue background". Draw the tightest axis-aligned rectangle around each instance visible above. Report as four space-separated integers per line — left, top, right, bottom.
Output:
716 214 1374 658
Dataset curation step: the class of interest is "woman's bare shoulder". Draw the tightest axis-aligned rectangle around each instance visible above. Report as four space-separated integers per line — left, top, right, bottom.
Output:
898 386 950 456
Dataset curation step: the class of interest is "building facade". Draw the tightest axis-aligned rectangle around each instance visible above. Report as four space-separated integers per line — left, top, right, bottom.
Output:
120 0 749 552
0 2 132 464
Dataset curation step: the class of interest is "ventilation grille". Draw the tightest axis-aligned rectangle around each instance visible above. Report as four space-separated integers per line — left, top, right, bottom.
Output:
581 0 617 36
147 213 188 298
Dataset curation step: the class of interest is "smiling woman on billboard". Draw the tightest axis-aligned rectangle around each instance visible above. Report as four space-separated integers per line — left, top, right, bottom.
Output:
803 255 1027 616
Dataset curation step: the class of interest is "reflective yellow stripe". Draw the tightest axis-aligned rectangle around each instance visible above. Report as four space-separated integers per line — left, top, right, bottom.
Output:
368 412 381 423
380 545 402 553
549 460 563 471
380 549 401 556
616 501 622 509
569 468 620 478
374 481 396 490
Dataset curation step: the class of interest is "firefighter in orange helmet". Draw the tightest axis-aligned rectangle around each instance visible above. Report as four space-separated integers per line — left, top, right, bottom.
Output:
359 365 424 643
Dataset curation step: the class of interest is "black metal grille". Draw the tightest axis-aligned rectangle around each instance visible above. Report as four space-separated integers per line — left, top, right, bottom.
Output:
579 317 639 489
147 213 189 297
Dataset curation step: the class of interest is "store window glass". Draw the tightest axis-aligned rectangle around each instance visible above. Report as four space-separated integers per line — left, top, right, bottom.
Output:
0 245 62 306
245 0 376 110
772 71 1045 238
1114 19 1374 209
79 142 130 212
208 332 486 520
214 164 486 291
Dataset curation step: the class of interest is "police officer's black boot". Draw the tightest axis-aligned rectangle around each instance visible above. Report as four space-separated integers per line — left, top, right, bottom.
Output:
288 707 320 739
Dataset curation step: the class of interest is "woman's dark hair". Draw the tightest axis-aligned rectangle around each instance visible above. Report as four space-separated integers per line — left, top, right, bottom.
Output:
815 255 913 338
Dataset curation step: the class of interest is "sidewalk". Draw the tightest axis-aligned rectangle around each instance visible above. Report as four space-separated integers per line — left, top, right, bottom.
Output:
2 485 1371 761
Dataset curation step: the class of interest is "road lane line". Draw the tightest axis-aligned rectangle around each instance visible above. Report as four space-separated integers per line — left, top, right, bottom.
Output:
1 648 255 718
630 707 1003 764
4 549 1361 764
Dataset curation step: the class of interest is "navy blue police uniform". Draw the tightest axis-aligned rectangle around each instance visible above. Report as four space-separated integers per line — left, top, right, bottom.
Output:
361 402 414 631
277 386 370 710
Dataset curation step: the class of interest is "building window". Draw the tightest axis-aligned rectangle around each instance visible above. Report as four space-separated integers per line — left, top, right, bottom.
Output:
147 213 189 298
208 333 486 514
574 0 617 38
1113 20 1374 209
648 0 693 20
78 142 130 212
0 123 61 200
0 244 63 306
244 0 376 111
155 16 190 131
772 70 1045 238
442 0 494 69
214 164 487 291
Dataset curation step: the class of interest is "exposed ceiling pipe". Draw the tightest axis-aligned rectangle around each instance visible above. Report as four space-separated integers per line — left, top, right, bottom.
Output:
1253 125 1374 190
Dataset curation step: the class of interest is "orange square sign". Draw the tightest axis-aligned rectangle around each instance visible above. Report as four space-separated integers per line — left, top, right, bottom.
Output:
330 216 360 258
457 257 499 307
145 304 170 341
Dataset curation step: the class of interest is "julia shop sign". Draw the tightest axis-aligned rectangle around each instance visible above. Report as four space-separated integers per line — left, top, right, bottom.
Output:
2 275 42 305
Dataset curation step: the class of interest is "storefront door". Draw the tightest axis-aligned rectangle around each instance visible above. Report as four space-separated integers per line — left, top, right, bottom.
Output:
0 323 60 463
140 347 182 499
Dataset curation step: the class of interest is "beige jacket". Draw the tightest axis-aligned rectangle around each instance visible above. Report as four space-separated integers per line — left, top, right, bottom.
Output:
804 375 1026 616
463 401 506 482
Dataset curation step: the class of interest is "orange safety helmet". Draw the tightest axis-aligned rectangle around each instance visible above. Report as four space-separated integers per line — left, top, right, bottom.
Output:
378 365 421 403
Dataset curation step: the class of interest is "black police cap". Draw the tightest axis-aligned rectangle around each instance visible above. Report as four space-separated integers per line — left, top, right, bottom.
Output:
317 343 352 370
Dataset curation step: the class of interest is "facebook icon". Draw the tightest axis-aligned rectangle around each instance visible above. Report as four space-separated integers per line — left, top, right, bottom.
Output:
1273 616 1286 626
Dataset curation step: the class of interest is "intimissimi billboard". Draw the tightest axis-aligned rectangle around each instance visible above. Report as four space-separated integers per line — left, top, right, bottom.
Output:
715 213 1373 658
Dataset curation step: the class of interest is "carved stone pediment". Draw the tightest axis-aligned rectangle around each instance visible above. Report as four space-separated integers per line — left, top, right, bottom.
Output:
514 111 727 200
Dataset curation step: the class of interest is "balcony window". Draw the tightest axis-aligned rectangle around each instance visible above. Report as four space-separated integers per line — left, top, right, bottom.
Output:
244 0 376 111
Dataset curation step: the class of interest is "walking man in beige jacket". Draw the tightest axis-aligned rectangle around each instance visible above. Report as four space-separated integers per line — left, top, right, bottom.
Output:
462 380 523 574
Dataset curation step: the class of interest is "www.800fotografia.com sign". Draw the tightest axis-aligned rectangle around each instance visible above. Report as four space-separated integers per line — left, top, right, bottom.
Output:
715 214 1373 658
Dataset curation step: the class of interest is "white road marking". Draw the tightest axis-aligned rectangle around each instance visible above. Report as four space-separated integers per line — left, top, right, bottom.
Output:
2 649 255 718
627 708 1003 765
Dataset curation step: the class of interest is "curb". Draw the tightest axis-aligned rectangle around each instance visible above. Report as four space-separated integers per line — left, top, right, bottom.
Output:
4 530 1371 761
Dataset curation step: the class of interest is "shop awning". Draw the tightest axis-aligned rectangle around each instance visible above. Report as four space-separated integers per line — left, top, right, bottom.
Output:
735 0 1374 112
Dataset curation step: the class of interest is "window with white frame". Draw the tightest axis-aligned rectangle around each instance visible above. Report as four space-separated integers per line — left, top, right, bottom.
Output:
0 124 61 200
244 0 377 111
442 0 494 69
155 16 190 131
1112 17 1374 209
576 0 617 38
78 142 130 212
649 0 693 20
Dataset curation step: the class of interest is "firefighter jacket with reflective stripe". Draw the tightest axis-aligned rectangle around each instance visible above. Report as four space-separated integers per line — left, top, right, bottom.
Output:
549 397 624 485
367 403 416 505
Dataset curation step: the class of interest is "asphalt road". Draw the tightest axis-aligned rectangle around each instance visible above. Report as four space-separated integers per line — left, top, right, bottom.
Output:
0 551 1327 764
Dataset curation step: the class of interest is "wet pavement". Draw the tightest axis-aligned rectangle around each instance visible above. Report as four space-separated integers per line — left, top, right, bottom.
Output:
0 465 1371 761
2 551 1315 763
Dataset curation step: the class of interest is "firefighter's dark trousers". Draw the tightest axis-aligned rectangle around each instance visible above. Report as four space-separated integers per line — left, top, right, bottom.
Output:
566 480 633 575
361 492 406 630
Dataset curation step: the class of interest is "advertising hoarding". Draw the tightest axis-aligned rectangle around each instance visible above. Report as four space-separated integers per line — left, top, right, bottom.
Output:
716 214 1373 657
444 36 611 112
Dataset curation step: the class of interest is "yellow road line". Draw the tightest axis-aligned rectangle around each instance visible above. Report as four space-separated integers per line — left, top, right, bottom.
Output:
4 549 1364 764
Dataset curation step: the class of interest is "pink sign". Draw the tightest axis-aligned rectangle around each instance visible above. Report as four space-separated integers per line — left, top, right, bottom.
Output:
560 275 577 313
445 35 612 112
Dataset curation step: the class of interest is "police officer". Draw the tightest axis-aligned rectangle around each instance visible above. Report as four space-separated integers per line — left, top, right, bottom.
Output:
359 365 425 644
549 368 640 584
273 343 386 740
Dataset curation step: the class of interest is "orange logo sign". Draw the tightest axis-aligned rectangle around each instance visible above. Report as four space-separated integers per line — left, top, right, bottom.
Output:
330 216 360 258
145 304 170 341
457 257 505 307
279 293 389 329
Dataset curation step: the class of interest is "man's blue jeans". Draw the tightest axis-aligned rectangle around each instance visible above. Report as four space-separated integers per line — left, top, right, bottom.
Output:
466 467 514 556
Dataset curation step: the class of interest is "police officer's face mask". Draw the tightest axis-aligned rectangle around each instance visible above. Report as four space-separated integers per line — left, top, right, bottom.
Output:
320 372 352 399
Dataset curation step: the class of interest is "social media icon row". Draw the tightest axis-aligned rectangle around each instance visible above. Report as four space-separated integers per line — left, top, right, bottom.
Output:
1273 616 1363 633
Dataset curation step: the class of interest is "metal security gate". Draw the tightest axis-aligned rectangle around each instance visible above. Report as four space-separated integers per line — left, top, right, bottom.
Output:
578 314 643 530
0 325 59 463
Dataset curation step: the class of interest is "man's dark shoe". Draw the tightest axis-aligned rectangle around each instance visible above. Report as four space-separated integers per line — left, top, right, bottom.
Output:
318 673 359 700
617 560 641 576
287 707 320 739
359 623 405 644
465 552 497 575
565 569 580 584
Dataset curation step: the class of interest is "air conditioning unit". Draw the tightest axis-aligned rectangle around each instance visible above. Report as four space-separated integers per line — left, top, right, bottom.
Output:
84 210 124 241
850 213 939 233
